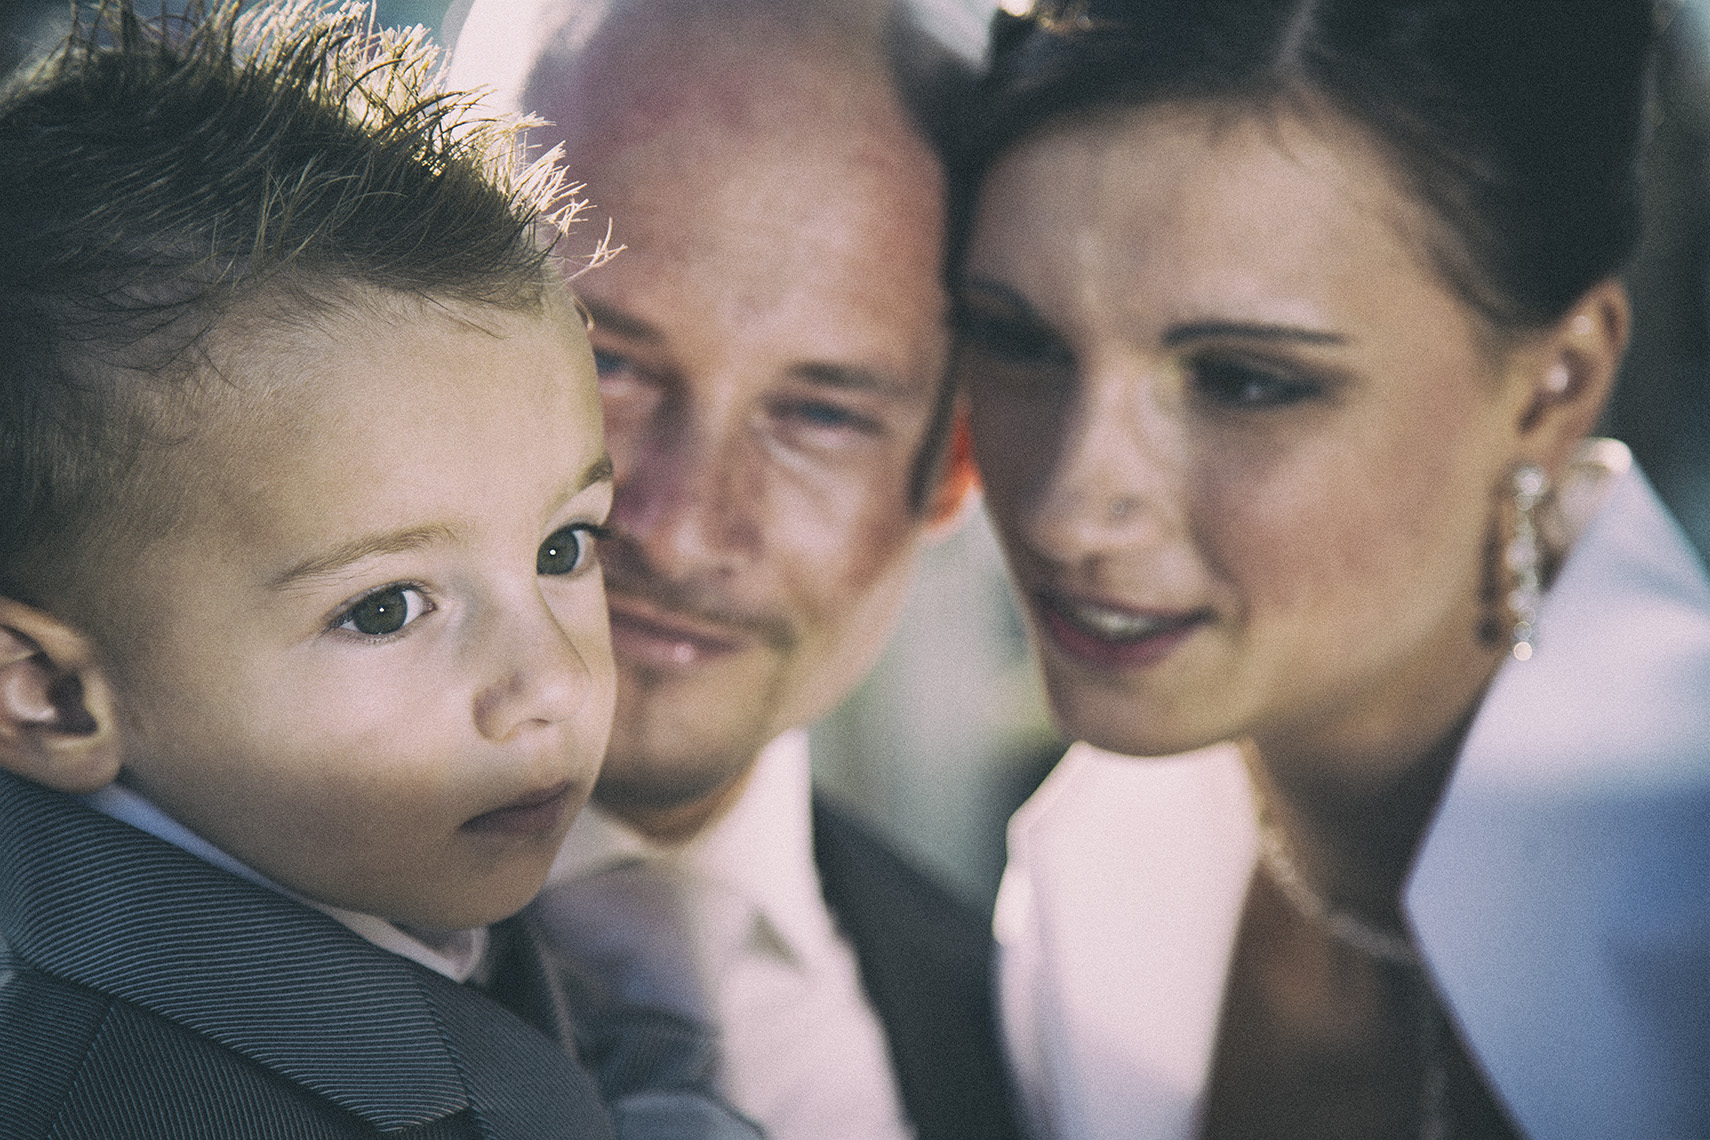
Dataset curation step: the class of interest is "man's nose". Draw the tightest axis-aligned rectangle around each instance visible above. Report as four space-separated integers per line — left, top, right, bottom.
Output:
606 399 762 582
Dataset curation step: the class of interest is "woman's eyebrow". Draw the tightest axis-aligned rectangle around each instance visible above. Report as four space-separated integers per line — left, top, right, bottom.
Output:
956 277 1043 321
1162 320 1348 347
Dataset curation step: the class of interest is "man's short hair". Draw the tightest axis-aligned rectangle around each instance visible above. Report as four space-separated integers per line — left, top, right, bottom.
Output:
0 0 586 604
457 0 977 514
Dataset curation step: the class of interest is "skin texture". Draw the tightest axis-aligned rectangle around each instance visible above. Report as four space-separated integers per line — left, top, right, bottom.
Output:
958 102 1623 899
958 98 1627 1140
2 292 617 931
529 15 959 840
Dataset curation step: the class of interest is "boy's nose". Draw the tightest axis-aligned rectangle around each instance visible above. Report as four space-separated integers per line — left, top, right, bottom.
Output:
471 594 593 744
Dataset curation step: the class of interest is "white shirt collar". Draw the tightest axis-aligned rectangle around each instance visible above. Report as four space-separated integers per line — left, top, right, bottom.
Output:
82 782 487 983
547 728 831 967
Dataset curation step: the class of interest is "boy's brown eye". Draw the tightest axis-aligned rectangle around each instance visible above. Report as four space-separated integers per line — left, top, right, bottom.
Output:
538 524 602 576
336 586 428 636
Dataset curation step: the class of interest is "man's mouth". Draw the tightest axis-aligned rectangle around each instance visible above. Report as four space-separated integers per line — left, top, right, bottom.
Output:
606 594 749 671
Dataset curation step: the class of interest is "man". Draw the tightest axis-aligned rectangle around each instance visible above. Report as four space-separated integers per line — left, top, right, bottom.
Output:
449 3 1017 1138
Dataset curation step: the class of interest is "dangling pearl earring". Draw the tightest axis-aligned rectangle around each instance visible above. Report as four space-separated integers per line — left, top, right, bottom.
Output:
1506 464 1549 661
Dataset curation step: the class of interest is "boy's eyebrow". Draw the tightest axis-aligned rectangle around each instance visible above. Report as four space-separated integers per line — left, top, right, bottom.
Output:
577 455 615 491
271 526 458 589
272 458 612 590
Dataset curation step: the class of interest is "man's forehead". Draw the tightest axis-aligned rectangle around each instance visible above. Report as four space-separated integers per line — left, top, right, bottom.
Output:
525 7 911 174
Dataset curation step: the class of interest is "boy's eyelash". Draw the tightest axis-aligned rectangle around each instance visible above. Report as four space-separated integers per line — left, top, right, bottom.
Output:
538 521 611 577
327 582 433 637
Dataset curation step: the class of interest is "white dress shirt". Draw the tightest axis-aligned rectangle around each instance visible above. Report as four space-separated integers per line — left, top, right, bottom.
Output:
535 729 915 1140
997 444 1710 1140
82 783 487 982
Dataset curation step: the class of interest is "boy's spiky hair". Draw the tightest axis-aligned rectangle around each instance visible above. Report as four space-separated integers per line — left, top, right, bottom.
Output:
0 0 598 603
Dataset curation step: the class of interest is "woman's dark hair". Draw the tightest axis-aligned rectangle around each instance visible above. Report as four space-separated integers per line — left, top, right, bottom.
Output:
956 0 1657 332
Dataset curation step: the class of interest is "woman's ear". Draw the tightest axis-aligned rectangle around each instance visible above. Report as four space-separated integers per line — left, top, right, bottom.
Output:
924 399 980 533
0 596 122 794
1515 277 1630 471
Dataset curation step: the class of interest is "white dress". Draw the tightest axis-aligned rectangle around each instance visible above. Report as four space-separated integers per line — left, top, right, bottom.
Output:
996 444 1710 1140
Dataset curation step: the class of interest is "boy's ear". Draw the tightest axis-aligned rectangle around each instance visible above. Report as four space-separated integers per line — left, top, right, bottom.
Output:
0 596 122 794
1514 277 1630 472
924 400 980 533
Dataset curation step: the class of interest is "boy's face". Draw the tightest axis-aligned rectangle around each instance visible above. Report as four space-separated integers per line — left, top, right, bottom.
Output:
88 293 615 930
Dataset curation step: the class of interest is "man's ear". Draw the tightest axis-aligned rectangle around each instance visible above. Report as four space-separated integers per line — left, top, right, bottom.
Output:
924 400 980 532
1514 277 1630 473
0 595 122 793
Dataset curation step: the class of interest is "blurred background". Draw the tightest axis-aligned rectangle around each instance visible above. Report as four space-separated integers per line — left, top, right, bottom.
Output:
6 0 1706 911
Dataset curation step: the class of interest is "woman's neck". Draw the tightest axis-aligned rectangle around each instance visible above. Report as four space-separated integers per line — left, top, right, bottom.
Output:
1241 700 1486 925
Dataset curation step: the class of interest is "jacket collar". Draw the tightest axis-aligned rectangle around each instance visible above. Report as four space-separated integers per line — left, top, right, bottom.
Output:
1409 455 1710 1138
0 772 470 1131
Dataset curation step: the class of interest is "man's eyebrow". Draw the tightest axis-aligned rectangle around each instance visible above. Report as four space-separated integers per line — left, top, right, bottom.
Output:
271 525 457 589
581 301 660 344
1162 320 1347 347
791 361 912 397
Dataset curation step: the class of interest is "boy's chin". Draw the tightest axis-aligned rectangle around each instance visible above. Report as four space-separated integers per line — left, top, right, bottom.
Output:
316 841 568 933
368 872 553 933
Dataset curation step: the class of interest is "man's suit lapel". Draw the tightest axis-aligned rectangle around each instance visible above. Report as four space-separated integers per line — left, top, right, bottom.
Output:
0 772 610 1137
811 795 1020 1140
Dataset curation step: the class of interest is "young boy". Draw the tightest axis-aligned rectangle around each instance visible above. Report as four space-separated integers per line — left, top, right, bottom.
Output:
0 3 635 1135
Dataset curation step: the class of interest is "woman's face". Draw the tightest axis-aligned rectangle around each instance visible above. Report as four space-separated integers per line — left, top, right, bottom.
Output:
959 104 1539 766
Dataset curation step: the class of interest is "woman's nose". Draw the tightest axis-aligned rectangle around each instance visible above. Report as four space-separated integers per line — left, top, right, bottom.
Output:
1018 367 1181 565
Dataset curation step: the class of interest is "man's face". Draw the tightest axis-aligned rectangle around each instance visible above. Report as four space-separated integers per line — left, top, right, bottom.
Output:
87 294 616 930
546 65 952 827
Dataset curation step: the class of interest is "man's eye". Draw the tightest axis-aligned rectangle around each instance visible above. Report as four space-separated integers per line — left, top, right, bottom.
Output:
538 523 605 576
1193 357 1322 408
592 348 632 379
334 586 430 637
784 400 872 431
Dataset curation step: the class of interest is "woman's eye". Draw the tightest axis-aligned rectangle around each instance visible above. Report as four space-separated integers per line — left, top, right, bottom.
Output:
1193 357 1321 408
335 586 430 637
538 523 605 576
955 308 1074 369
592 348 628 377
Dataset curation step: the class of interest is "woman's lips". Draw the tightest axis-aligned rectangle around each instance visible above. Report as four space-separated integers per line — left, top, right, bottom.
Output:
607 597 746 671
462 779 577 838
1034 590 1210 670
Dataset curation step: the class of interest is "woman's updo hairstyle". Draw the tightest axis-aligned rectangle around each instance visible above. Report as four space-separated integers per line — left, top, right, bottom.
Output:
958 0 1656 332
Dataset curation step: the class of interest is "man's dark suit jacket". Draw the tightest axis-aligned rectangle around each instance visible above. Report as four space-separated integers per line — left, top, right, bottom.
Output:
812 796 1020 1140
0 771 614 1140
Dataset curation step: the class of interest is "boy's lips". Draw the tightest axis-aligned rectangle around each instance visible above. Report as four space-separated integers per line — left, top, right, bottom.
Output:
462 779 578 838
606 595 748 671
1034 588 1211 670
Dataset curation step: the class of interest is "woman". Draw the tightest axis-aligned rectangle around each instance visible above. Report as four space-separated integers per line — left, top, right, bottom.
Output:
953 2 1709 1138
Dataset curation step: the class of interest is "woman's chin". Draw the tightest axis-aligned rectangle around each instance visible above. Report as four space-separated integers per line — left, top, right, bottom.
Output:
1042 670 1231 760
